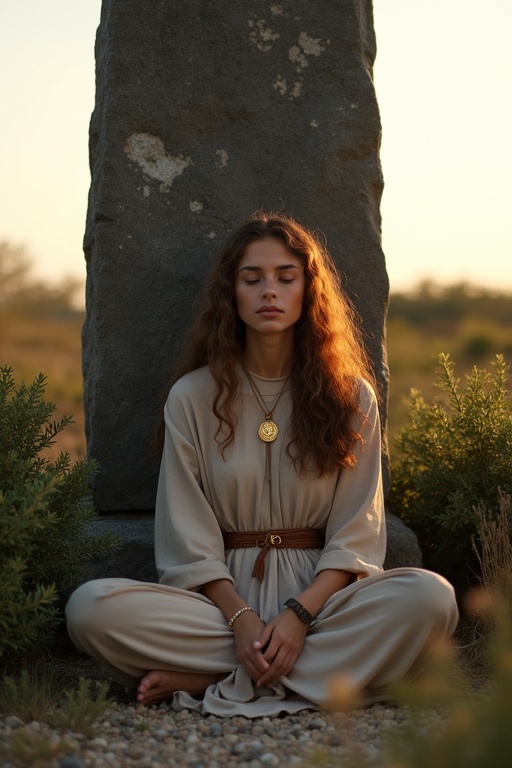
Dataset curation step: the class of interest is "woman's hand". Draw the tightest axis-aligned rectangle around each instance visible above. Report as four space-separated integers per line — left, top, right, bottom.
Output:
232 610 270 681
200 579 270 681
252 609 309 686
203 572 354 688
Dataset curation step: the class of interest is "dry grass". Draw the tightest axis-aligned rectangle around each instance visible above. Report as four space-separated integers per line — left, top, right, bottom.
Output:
0 309 85 462
466 492 512 657
472 490 512 591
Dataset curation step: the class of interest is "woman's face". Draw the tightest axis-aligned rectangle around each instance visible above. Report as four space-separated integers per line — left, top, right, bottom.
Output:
235 237 305 338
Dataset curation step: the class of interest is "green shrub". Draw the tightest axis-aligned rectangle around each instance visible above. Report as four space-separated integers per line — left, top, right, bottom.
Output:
388 353 512 593
0 365 119 658
0 664 66 722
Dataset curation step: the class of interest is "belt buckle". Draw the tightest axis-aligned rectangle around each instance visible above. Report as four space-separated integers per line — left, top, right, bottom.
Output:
256 533 282 547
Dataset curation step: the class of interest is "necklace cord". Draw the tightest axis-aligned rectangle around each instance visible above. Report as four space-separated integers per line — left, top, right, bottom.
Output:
242 363 290 536
242 363 289 419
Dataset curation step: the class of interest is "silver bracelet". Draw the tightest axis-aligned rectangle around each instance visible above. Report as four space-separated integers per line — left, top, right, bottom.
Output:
228 606 253 630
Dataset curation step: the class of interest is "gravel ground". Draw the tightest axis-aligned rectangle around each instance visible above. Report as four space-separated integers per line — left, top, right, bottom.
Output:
0 702 442 768
0 636 449 767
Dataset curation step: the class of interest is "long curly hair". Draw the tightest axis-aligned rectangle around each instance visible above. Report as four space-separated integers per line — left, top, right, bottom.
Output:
158 212 376 475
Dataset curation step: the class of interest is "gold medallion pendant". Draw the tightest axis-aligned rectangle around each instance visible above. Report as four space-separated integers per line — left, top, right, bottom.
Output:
258 420 279 442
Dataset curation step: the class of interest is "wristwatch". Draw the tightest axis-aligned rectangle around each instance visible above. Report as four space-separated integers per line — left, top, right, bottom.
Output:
284 598 315 626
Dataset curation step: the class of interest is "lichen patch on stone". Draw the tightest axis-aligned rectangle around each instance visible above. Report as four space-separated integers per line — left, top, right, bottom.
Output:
288 45 308 71
290 80 303 100
274 31 330 99
124 133 191 192
272 76 287 95
248 18 280 52
298 31 326 57
189 201 203 213
215 149 229 168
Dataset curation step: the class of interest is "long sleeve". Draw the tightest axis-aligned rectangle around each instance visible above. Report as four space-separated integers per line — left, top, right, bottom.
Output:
314 379 386 579
154 377 235 591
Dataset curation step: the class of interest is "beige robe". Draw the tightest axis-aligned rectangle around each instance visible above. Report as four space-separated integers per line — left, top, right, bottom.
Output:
66 368 458 716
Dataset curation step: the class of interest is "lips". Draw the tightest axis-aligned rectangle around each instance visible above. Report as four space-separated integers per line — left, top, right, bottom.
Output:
256 306 283 314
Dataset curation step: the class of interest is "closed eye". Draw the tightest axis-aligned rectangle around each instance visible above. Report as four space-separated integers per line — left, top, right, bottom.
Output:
244 277 295 284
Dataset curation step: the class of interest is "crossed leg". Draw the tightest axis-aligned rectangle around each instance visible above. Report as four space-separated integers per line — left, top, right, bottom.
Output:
66 571 459 711
65 578 238 704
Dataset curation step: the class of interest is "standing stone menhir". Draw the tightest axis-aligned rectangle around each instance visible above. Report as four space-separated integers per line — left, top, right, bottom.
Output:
83 0 389 512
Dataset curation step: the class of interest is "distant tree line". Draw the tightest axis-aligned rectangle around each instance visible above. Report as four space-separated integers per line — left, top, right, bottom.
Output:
389 280 512 329
0 241 83 315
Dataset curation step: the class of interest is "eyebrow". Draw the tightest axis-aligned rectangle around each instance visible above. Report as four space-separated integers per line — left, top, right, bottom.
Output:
238 264 301 273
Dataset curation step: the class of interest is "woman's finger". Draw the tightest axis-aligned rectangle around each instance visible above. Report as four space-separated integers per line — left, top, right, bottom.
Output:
257 649 296 686
254 624 273 651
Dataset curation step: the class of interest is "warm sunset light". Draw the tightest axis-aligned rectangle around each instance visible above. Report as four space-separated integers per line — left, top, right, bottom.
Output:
1 7 511 756
0 0 510 293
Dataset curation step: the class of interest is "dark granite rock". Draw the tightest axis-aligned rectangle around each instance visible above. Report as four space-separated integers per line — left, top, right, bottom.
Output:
383 512 423 570
83 0 388 511
85 515 158 584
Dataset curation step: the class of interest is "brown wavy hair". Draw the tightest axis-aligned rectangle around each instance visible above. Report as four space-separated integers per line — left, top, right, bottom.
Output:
157 212 376 475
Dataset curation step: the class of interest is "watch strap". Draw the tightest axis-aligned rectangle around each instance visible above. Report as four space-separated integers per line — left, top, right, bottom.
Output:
284 598 315 626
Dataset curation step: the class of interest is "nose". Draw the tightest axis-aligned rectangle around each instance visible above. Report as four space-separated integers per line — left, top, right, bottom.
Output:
262 280 277 299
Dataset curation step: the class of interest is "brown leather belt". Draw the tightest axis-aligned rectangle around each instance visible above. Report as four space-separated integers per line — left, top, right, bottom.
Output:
223 528 325 581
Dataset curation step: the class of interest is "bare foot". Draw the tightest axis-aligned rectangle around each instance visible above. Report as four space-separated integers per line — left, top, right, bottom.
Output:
137 670 175 705
136 670 225 705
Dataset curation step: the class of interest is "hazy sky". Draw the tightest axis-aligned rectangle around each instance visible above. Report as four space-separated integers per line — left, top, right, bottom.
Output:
1 0 511 295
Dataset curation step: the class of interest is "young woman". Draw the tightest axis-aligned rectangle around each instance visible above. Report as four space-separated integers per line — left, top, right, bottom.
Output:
66 213 458 717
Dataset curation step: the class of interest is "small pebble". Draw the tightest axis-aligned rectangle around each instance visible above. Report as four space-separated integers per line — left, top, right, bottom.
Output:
59 758 87 768
308 717 326 730
4 715 23 729
260 753 280 767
